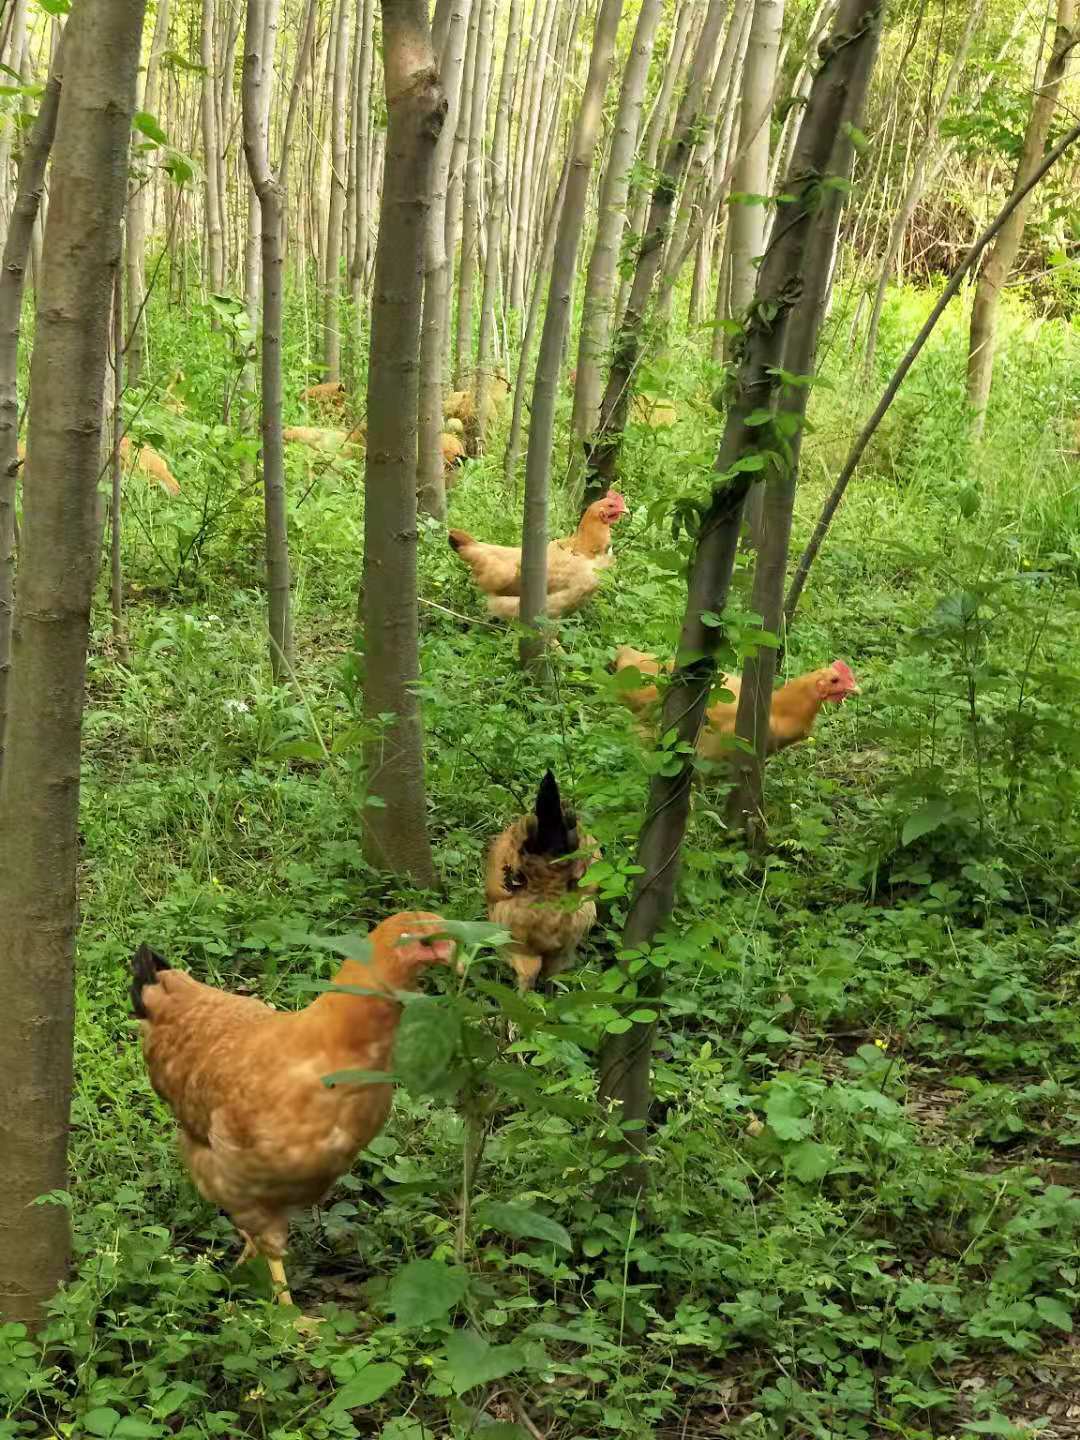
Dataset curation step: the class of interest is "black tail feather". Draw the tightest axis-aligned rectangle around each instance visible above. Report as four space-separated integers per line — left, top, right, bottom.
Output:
130 942 169 1019
525 770 577 858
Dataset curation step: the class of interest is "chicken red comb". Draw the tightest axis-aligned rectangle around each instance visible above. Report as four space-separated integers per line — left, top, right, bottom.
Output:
604 489 628 512
831 659 856 685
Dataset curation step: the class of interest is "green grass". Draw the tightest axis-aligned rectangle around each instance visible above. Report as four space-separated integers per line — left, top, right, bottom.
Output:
2 277 1079 1440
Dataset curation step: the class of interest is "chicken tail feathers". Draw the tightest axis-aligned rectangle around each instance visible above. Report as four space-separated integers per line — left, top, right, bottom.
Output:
525 770 578 858
130 942 170 1019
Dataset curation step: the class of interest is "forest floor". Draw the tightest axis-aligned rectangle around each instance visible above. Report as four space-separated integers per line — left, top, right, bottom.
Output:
4 283 1080 1440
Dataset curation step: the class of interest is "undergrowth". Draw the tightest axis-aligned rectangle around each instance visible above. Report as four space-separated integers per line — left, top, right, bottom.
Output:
2 277 1079 1440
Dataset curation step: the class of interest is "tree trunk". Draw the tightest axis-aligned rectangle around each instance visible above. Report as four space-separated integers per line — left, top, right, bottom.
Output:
862 0 986 376
502 149 569 484
596 0 883 1190
109 267 129 664
0 0 30 252
201 0 225 300
516 0 625 670
508 0 558 318
0 0 146 1327
349 0 376 325
323 0 351 381
0 32 65 787
416 0 472 521
966 0 1076 437
473 0 523 449
614 0 695 331
728 15 881 845
784 116 1080 629
569 0 663 484
725 0 785 336
242 0 294 679
453 0 494 385
584 0 728 501
126 0 171 387
361 0 444 883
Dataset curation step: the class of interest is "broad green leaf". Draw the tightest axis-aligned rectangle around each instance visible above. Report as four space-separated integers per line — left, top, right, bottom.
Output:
786 1140 833 1183
765 1086 813 1142
474 1201 571 1252
393 999 459 1095
1034 1295 1072 1331
326 1362 404 1411
444 1329 527 1394
133 111 168 145
389 1259 467 1327
114 1421 165 1439
902 799 953 847
83 1410 121 1438
430 918 511 949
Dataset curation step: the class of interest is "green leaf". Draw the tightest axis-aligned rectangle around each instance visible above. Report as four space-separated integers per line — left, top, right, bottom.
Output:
133 111 168 145
962 1416 1031 1437
389 1259 467 1328
162 150 194 186
327 1362 404 1411
474 1201 571 1252
429 918 510 949
786 1140 833 1183
1034 1296 1072 1331
765 1086 812 1142
83 1410 121 1438
270 740 325 763
114 1421 166 1439
444 1329 527 1394
36 0 70 13
902 799 954 847
393 998 459 1096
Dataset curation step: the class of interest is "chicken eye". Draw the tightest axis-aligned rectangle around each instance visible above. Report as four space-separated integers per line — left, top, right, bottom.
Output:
503 866 526 893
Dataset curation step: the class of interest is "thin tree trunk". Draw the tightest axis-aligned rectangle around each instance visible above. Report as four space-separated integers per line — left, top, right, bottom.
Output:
729 20 880 845
725 0 784 548
0 0 30 252
473 0 522 449
517 0 626 670
614 0 695 330
323 0 351 381
966 0 1076 437
0 32 65 787
585 0 729 500
596 0 883 1191
503 150 569 484
349 0 376 325
126 0 171 386
569 0 663 482
110 267 129 664
416 0 472 521
442 0 479 372
242 0 293 678
361 0 444 883
0 0 146 1328
785 117 1080 628
201 0 226 300
453 0 494 385
508 0 558 318
862 0 986 376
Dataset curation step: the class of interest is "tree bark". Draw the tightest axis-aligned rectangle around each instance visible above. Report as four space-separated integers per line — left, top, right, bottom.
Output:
965 0 1076 437
0 0 146 1327
508 0 558 318
416 0 472 521
728 6 881 844
473 0 523 449
784 116 1080 629
242 0 294 679
322 0 351 382
109 266 129 664
0 0 30 252
453 0 495 385
0 33 65 788
201 0 226 300
126 0 171 386
516 0 626 670
349 0 376 325
362 0 444 883
596 0 883 1190
569 0 663 482
584 0 729 501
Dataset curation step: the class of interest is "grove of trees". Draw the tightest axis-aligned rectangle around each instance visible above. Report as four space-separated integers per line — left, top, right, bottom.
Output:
1 0 1080 1434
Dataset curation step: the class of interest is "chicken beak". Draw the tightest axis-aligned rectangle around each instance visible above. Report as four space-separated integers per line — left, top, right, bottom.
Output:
848 683 862 696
